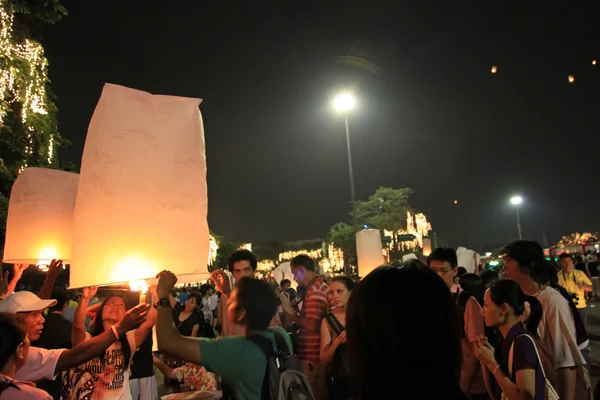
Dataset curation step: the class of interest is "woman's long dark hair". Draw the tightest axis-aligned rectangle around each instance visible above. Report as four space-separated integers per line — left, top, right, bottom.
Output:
91 294 132 369
346 261 465 400
487 279 542 336
0 314 27 394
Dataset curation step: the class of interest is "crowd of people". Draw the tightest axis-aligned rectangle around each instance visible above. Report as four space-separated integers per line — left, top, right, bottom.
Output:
0 241 596 399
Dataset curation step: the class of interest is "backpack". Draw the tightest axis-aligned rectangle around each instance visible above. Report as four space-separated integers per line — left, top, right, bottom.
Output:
552 283 589 346
504 334 559 400
248 331 315 400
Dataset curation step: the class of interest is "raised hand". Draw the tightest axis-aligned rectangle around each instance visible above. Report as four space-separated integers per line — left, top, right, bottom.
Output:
115 303 151 335
210 269 231 295
81 286 98 300
47 259 64 276
156 270 178 299
13 263 29 279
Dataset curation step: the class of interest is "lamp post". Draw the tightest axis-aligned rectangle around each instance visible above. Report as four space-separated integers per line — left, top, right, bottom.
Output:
510 196 523 240
333 93 358 235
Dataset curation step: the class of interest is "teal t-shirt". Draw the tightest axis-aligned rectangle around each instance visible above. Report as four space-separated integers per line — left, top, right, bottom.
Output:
198 327 292 400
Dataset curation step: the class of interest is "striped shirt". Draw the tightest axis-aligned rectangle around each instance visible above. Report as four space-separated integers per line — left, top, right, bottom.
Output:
297 277 331 364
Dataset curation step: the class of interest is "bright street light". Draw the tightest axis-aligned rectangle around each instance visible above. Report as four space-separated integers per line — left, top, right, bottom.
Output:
510 196 523 239
333 93 355 112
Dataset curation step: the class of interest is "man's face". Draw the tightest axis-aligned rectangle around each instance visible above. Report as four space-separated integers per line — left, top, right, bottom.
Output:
428 260 456 289
282 282 290 290
292 266 310 286
501 255 527 283
232 260 254 282
19 310 45 341
559 256 575 272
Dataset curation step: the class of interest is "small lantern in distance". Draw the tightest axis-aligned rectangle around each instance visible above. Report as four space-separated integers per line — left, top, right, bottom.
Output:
3 168 78 266
356 229 383 279
593 60 597 65
491 66 498 74
568 75 575 83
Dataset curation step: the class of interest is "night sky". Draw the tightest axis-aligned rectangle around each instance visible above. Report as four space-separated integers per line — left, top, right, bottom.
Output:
40 0 600 250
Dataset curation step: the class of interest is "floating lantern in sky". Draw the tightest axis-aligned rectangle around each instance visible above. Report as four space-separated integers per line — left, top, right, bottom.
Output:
356 229 384 278
568 75 575 83
70 84 210 288
3 168 78 266
491 66 498 74
422 238 432 257
454 200 458 204
593 60 597 65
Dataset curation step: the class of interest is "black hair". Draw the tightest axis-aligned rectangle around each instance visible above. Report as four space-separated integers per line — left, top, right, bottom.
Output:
235 277 277 331
290 254 316 272
558 253 573 261
480 269 499 288
331 275 355 292
280 279 291 287
456 267 467 277
91 294 132 369
487 280 542 337
49 291 70 313
427 247 458 269
459 273 484 306
346 261 463 399
200 284 212 297
186 292 203 308
227 250 257 273
0 314 27 394
501 240 548 284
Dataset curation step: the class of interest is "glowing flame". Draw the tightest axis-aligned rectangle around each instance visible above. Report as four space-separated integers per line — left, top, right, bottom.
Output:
129 280 149 293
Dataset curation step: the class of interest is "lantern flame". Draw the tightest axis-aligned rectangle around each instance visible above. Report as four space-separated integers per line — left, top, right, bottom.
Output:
129 280 149 293
491 66 497 74
568 75 575 83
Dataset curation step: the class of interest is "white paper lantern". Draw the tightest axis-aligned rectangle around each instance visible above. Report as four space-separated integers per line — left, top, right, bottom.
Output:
3 168 78 264
272 262 297 289
422 238 432 256
457 247 481 273
356 229 384 278
70 84 209 288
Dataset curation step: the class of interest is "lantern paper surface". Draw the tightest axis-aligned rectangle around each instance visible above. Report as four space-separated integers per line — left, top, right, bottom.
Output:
273 262 297 289
70 83 209 288
457 247 481 273
422 238 432 256
356 229 383 278
3 168 79 264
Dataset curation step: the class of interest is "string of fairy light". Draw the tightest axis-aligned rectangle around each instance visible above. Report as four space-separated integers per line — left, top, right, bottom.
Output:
0 0 53 168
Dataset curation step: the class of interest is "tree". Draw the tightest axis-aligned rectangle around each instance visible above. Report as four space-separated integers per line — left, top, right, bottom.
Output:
326 222 356 268
354 187 415 261
556 232 599 248
0 0 68 244
253 240 285 262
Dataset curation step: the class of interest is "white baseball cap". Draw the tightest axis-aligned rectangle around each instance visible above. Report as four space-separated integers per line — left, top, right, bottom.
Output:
0 291 57 313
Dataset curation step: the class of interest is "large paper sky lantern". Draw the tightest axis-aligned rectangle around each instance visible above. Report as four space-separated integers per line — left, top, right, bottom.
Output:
3 168 79 265
356 229 384 278
70 84 210 288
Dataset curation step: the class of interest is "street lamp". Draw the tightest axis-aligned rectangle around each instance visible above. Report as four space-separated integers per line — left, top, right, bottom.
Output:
333 93 358 236
510 196 523 240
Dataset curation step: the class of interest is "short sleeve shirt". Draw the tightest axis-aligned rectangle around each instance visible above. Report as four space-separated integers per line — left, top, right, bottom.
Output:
534 286 586 369
199 327 293 400
297 277 331 364
15 347 65 382
0 375 52 400
557 269 592 308
495 323 544 400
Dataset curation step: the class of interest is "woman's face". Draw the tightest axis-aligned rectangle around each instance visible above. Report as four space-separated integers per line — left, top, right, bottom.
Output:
185 296 197 311
481 289 505 328
330 281 352 308
102 297 127 323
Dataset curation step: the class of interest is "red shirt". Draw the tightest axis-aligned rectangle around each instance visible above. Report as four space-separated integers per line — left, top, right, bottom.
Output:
297 277 331 364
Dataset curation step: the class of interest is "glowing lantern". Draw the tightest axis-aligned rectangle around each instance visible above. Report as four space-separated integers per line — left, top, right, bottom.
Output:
593 60 597 65
356 229 384 278
422 238 432 257
70 84 210 288
3 168 78 265
454 200 458 204
491 66 497 74
568 75 575 83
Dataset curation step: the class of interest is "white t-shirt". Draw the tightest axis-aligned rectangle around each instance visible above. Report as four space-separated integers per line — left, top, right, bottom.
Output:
15 347 65 381
534 286 586 369
62 330 137 400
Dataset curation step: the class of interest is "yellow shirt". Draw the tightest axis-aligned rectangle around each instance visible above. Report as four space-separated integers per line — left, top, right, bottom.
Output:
557 269 592 308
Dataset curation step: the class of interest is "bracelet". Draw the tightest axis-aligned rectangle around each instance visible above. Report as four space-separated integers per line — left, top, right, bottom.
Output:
492 364 501 375
110 325 120 341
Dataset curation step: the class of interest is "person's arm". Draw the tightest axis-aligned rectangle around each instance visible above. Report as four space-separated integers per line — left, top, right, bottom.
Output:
6 264 29 295
210 270 232 300
38 260 63 300
578 271 593 292
557 367 577 400
156 271 202 364
280 291 323 333
153 355 178 381
191 324 200 337
320 318 346 366
461 297 485 393
55 303 149 374
489 363 535 400
480 364 497 400
72 287 97 346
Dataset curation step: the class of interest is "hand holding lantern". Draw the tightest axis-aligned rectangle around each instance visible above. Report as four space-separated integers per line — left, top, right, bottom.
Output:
156 270 178 299
114 303 151 336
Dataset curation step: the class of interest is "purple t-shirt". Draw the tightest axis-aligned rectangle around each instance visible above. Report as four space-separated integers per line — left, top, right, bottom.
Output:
496 323 545 400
